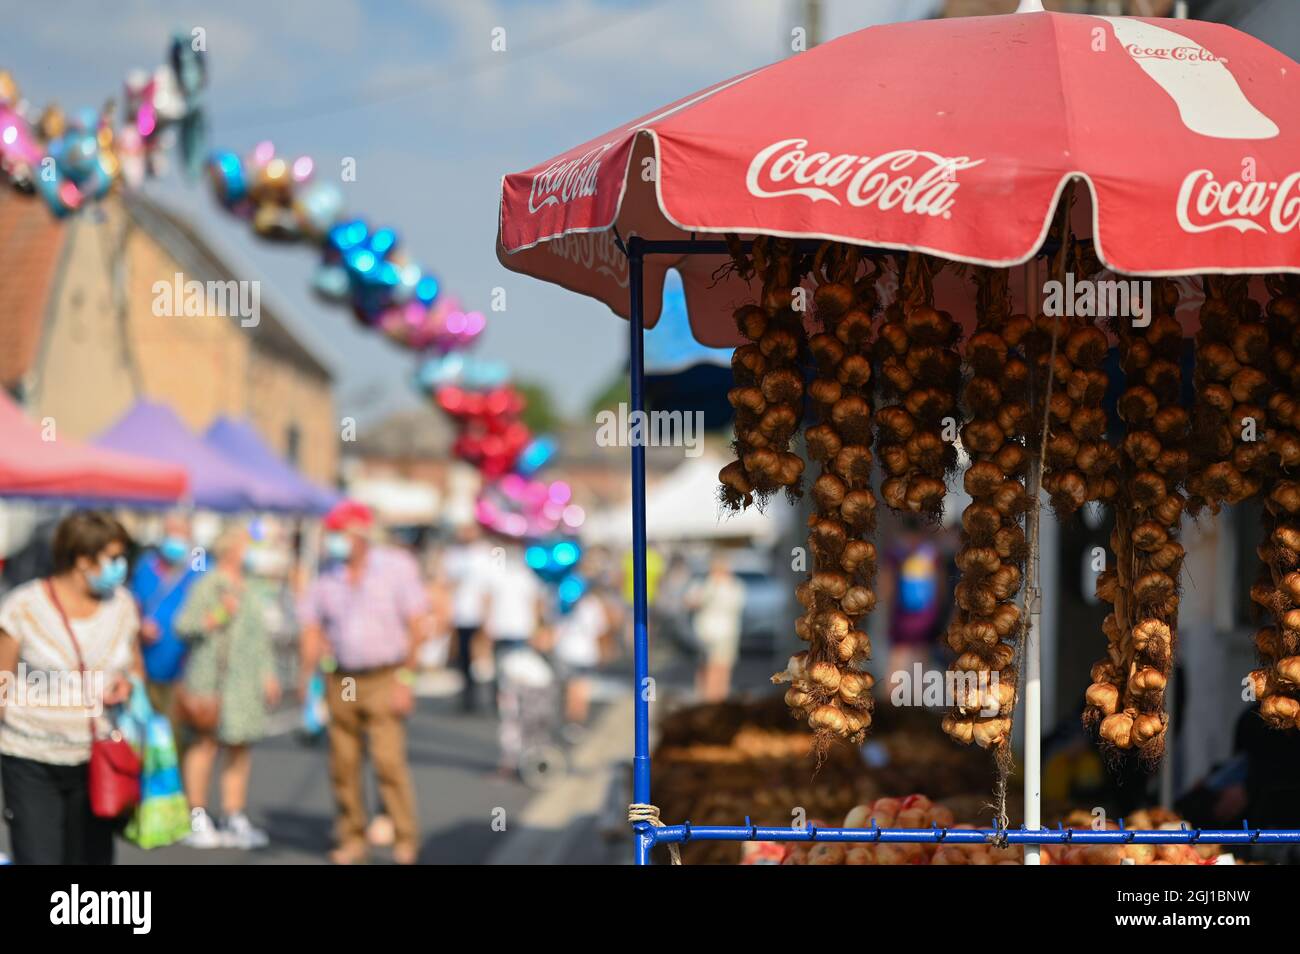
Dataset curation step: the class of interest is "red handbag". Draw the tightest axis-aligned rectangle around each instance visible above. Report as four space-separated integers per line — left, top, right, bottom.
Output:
45 580 142 818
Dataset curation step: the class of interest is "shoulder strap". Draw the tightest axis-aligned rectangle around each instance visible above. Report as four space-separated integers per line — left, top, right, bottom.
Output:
43 579 96 739
44 579 87 671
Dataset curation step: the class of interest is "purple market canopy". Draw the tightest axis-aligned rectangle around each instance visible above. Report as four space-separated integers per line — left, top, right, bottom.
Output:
94 401 304 513
203 417 339 516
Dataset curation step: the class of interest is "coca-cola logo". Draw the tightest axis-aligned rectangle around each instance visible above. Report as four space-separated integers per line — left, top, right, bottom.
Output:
1176 169 1300 234
547 229 630 288
746 139 984 220
527 143 613 214
1125 44 1224 63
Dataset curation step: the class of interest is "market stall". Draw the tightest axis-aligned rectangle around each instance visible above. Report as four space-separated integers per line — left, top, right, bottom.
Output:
0 391 186 505
94 401 305 513
582 452 788 546
497 2 1300 863
202 417 340 515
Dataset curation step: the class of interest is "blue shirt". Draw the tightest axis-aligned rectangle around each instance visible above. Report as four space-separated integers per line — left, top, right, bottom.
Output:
130 553 202 683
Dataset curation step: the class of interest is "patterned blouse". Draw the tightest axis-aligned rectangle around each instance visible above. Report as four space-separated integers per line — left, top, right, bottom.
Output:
0 580 137 765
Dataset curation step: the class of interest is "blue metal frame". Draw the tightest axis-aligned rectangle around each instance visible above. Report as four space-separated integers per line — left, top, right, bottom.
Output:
621 235 1300 865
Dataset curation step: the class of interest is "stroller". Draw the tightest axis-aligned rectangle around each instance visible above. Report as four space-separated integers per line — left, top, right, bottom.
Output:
497 645 568 788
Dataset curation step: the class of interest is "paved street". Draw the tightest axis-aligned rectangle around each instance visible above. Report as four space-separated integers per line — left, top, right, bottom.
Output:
1 690 538 866
0 647 763 865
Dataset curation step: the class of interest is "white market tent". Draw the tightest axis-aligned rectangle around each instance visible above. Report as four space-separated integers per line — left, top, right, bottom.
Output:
583 453 789 545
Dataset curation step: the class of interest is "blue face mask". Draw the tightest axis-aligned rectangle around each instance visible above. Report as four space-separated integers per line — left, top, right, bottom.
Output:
324 533 353 561
159 536 189 564
86 555 128 597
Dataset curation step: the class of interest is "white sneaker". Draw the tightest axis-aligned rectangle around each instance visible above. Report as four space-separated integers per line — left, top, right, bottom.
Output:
222 812 270 850
183 808 224 849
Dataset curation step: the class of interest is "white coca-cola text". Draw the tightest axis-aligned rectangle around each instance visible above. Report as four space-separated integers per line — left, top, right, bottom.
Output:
527 143 613 214
745 139 983 219
1176 169 1300 234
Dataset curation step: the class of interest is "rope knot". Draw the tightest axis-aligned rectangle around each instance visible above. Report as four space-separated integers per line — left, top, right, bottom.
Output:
628 803 681 865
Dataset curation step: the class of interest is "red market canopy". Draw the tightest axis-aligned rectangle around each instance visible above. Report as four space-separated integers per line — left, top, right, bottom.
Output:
497 9 1300 347
0 391 187 505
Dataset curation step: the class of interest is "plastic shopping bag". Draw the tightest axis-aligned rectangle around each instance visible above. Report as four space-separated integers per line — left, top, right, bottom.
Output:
123 687 192 849
301 670 327 738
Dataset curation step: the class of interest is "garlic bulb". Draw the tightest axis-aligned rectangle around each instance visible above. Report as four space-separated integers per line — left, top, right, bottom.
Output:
944 268 1027 750
874 253 961 521
721 236 808 511
1084 279 1186 763
777 241 880 746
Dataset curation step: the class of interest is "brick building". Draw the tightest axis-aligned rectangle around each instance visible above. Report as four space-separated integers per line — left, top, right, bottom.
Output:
0 190 337 483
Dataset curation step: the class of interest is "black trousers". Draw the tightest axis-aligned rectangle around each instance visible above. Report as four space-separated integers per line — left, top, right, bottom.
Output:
455 626 479 710
1 754 116 864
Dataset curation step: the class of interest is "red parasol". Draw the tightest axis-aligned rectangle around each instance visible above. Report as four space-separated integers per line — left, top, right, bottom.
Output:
498 8 1300 345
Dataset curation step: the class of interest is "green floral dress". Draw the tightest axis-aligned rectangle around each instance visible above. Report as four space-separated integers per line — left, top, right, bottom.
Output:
176 572 276 745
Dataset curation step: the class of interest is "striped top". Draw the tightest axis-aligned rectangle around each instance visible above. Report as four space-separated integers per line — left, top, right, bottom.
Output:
0 580 138 765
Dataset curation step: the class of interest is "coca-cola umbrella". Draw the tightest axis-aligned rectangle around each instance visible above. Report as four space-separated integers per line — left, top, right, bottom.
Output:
498 6 1299 345
496 2 1300 864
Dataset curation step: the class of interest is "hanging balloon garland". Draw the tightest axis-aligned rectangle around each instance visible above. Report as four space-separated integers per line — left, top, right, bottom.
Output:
1 34 206 214
0 39 586 612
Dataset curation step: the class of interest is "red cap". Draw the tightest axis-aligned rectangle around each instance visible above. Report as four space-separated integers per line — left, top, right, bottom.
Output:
323 500 374 532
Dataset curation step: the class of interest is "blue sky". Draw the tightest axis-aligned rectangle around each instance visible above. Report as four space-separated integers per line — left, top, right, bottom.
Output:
2 0 937 425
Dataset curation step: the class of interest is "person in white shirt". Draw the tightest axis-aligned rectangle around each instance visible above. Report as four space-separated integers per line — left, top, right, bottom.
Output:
483 545 543 654
482 543 544 772
686 555 746 703
0 511 140 865
442 523 494 712
554 592 609 728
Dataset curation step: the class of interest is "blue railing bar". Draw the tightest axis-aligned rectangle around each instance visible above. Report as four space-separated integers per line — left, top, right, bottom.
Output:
640 825 1300 847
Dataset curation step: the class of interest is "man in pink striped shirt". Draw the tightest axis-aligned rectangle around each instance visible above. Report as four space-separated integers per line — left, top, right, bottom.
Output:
299 501 428 865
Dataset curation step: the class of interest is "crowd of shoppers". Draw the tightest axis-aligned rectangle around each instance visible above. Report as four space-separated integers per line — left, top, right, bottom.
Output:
0 500 775 866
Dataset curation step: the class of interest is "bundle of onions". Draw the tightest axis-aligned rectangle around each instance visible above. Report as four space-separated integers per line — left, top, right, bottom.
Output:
1247 274 1300 731
772 241 880 748
721 235 808 511
1030 247 1120 515
942 268 1027 751
873 253 961 518
1185 276 1269 514
1083 279 1187 763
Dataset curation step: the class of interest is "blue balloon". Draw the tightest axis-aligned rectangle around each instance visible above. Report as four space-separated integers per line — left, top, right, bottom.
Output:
557 575 587 614
295 181 343 236
208 151 247 206
515 435 557 477
312 264 351 301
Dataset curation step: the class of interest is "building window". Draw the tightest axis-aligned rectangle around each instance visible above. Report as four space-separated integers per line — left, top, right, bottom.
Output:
285 423 301 466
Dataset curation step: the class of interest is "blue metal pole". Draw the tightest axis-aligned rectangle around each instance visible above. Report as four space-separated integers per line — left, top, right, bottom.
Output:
628 238 653 863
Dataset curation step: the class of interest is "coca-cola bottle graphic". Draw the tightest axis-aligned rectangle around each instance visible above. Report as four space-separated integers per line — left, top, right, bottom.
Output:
1096 17 1278 140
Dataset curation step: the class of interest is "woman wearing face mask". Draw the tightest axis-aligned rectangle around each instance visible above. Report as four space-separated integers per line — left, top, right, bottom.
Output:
175 525 280 850
0 511 141 864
